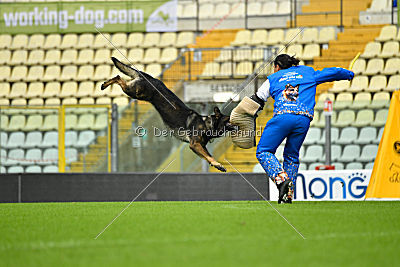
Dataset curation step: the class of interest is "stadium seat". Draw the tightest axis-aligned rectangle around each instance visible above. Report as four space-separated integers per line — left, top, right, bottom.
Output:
285 28 302 44
348 76 368 93
142 33 160 48
0 98 9 106
330 145 342 161
355 127 377 144
379 41 399 58
10 34 28 50
41 131 58 148
334 92 353 110
25 165 41 173
93 65 111 81
217 62 234 78
341 145 361 162
250 29 268 46
127 33 144 48
159 48 178 64
234 47 252 62
361 42 381 58
215 47 232 62
76 130 96 149
159 32 176 48
317 127 339 145
142 48 161 64
89 34 109 48
43 82 61 98
10 50 28 65
231 2 245 17
0 115 9 131
303 127 321 145
41 115 58 131
40 148 58 166
358 144 378 162
235 61 253 78
65 148 78 164
251 48 265 62
76 82 94 98
92 113 108 131
76 49 94 65
333 110 355 127
113 97 129 106
386 75 400 92
76 114 95 130
376 25 397 42
317 27 336 44
7 166 24 173
9 82 27 99
3 148 24 166
315 92 335 110
0 34 12 49
25 115 43 131
60 34 78 49
27 98 44 107
43 34 61 50
6 115 25 131
43 66 62 82
366 75 387 92
266 29 284 45
76 66 94 81
371 92 390 109
60 82 78 98
345 162 363 170
301 44 320 60
199 62 220 78
354 109 374 127
231 30 251 46
365 162 374 169
0 50 11 65
43 49 61 65
21 149 42 166
111 33 127 48
27 50 44 65
371 109 388 126
78 97 95 106
286 44 303 58
10 66 28 82
199 3 214 18
0 82 10 98
0 132 7 147
351 59 366 75
23 131 43 149
60 49 78 65
145 64 162 78
314 111 337 128
26 66 44 82
65 131 78 147
261 1 278 15
181 2 196 18
93 49 111 65
44 98 61 107
336 127 357 145
302 145 323 163
64 113 78 130
352 92 371 109
62 98 78 105
76 33 94 49
5 132 25 149
42 165 58 173
364 58 384 75
382 58 400 75
176 32 194 48
299 28 318 44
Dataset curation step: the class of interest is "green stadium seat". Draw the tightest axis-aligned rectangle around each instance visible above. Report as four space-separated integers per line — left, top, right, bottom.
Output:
21 149 42 166
76 114 95 130
41 131 58 148
355 127 377 144
3 149 24 166
334 92 353 110
5 131 24 149
65 148 78 164
303 127 321 145
65 131 78 147
371 92 390 109
23 131 43 149
76 130 96 148
354 109 374 127
0 132 7 147
25 115 43 131
341 145 361 162
41 148 58 166
302 145 323 163
333 110 355 127
330 145 342 161
40 115 58 131
92 113 108 131
371 109 388 127
336 127 357 145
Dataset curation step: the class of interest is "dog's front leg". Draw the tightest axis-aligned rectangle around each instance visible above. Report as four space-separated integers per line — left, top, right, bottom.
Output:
101 75 128 92
189 140 226 172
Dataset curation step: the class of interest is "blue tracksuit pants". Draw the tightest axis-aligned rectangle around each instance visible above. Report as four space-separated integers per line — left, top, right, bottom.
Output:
256 113 311 185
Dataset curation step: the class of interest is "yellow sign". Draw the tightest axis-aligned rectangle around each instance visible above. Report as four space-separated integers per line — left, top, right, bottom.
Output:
365 91 400 200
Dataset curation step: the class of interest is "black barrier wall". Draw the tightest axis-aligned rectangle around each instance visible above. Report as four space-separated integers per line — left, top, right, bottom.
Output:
0 173 269 203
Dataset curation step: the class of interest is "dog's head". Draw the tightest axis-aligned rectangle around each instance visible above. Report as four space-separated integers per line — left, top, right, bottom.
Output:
205 107 238 136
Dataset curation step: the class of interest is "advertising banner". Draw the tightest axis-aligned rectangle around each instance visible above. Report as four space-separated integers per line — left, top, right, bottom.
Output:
0 0 177 34
184 80 242 103
269 170 372 201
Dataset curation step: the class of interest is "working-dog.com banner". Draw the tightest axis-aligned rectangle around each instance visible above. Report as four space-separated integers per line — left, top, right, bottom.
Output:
0 0 177 34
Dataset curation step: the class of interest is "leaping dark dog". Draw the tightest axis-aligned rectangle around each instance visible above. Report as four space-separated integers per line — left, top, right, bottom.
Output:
101 57 238 172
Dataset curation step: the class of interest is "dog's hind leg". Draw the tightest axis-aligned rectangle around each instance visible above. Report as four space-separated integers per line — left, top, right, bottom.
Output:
189 140 226 172
101 75 128 92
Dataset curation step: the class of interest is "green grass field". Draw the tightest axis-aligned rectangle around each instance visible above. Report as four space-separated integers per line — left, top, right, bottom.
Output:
0 201 399 266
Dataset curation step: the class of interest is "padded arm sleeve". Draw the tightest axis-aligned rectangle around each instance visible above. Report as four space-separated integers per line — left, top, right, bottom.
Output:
256 79 271 101
314 67 355 85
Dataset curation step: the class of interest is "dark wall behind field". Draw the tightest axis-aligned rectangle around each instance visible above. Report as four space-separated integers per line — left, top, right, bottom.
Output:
0 173 269 203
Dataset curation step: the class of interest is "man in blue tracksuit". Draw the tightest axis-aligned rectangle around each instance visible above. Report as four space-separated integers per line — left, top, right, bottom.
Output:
250 54 354 203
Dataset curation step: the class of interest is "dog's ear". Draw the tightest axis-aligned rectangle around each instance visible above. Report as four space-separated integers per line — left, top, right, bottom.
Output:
213 107 222 117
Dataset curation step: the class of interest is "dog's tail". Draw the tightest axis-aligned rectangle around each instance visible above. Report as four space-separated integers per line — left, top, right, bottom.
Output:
111 57 140 79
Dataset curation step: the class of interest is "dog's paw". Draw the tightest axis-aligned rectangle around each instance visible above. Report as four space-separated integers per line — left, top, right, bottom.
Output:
211 161 226 172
